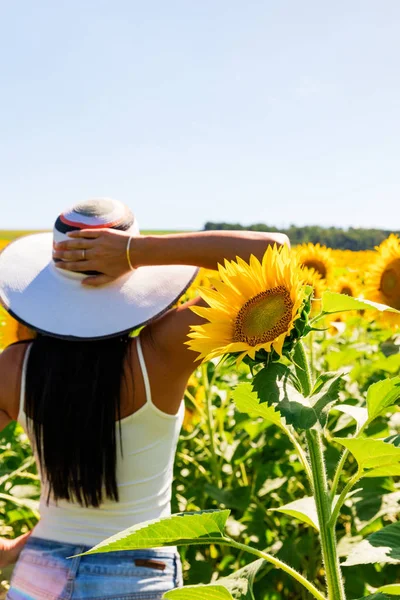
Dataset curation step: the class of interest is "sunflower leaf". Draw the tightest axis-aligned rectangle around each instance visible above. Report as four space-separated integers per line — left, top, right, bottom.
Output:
366 377 400 422
333 437 400 478
77 510 230 556
252 367 342 431
321 292 400 315
376 584 400 595
269 496 319 531
283 373 342 430
165 586 234 599
333 404 369 433
353 594 400 600
233 383 288 432
164 559 265 600
252 363 292 405
384 434 400 446
342 521 400 566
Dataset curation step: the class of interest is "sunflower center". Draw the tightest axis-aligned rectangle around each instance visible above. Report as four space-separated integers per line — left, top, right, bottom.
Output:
340 286 353 296
303 260 327 279
380 259 400 308
233 286 293 347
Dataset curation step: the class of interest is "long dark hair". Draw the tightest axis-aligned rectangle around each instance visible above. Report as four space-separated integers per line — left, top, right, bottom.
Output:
25 334 131 507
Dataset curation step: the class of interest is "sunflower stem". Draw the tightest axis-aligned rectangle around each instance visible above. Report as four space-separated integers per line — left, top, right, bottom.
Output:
330 448 349 501
306 430 346 600
308 330 316 381
293 342 346 599
202 363 221 488
224 537 327 600
329 470 362 528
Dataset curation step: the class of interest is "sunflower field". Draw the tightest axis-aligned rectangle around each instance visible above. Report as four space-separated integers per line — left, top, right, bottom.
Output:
1 234 400 600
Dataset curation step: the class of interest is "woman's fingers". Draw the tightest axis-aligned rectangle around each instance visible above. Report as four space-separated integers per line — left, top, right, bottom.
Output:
55 239 92 250
53 249 94 261
67 229 104 239
54 238 96 251
55 260 97 272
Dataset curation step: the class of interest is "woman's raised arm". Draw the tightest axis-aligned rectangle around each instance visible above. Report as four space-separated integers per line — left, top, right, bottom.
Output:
53 229 290 287
53 228 290 375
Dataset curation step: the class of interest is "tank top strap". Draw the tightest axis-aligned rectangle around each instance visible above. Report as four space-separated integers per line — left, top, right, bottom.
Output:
136 336 153 406
18 343 33 420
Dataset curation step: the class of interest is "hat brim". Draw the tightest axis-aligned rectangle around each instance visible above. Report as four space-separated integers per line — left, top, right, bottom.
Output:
0 233 199 340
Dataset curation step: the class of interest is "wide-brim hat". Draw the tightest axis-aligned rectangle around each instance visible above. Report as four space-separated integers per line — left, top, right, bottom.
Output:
0 199 198 339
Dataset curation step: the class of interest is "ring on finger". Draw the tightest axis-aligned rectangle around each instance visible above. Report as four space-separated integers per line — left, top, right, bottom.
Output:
81 249 86 261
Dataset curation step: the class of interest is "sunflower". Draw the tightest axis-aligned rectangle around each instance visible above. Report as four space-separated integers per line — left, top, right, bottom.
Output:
186 245 306 363
364 234 400 325
295 243 334 281
300 267 326 300
334 276 360 298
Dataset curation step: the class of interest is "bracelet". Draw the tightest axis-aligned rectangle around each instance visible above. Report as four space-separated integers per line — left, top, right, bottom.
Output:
126 236 134 271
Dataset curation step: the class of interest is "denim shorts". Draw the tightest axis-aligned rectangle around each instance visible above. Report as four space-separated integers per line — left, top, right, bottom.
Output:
7 536 183 600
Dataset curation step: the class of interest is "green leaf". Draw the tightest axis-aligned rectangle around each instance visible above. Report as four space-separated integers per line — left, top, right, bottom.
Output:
164 559 265 600
311 371 339 395
232 383 287 432
384 434 400 446
333 404 369 432
348 482 400 534
377 584 400 595
164 586 234 599
321 292 400 315
251 366 342 430
380 336 400 357
80 510 230 556
308 372 343 424
333 437 400 477
354 594 399 600
362 465 400 478
366 378 400 421
270 496 319 531
278 372 342 430
252 363 292 406
343 521 400 566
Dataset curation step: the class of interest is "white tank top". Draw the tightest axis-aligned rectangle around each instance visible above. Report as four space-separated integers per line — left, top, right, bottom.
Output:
17 337 184 547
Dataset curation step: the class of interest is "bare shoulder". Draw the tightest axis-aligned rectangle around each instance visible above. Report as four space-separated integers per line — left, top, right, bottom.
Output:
146 297 206 380
0 342 30 419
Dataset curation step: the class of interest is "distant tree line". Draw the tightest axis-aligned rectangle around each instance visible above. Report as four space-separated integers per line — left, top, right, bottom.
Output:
203 222 399 251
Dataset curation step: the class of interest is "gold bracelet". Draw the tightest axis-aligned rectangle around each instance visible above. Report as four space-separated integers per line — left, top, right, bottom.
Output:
126 236 134 271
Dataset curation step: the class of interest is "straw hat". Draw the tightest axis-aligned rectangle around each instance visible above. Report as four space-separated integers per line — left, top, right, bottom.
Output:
0 199 198 339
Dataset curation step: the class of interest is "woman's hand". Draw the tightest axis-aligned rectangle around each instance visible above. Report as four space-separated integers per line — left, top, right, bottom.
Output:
53 229 141 287
0 531 32 568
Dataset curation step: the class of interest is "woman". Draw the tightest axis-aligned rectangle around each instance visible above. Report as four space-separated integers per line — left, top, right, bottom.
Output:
0 198 288 600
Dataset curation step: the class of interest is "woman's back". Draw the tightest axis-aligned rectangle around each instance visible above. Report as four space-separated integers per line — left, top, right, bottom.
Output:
10 334 185 546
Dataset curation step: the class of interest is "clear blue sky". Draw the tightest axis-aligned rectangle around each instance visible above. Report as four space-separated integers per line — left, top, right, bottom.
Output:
1 1 399 230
